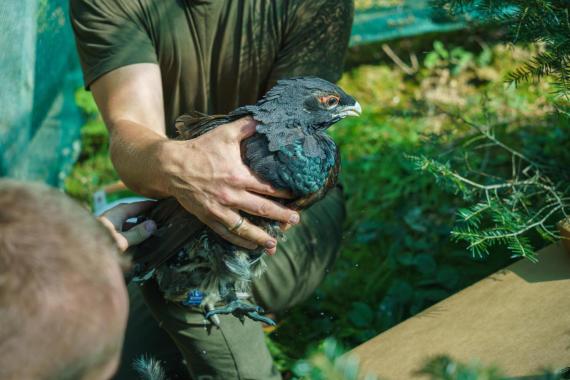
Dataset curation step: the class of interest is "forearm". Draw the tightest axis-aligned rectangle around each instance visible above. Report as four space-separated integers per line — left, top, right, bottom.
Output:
108 119 174 199
88 64 172 198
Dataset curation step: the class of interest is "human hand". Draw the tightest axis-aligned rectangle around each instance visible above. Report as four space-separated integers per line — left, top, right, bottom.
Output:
99 201 157 251
161 117 300 255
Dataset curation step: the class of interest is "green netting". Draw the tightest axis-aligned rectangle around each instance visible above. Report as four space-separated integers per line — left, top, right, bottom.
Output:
351 0 470 46
0 0 82 188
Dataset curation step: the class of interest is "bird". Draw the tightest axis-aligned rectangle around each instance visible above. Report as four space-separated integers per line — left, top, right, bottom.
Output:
126 77 361 325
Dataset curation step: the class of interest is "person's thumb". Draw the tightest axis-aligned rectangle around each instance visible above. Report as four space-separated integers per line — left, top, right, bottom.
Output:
121 220 157 249
232 117 257 141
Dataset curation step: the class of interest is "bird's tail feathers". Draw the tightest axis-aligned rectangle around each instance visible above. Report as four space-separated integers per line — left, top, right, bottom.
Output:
175 112 235 139
133 355 168 380
223 252 252 279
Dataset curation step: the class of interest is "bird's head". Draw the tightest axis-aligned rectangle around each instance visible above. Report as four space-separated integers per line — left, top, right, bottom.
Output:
254 77 362 130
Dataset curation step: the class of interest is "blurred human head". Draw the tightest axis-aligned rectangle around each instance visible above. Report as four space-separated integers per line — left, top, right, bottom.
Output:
0 179 129 380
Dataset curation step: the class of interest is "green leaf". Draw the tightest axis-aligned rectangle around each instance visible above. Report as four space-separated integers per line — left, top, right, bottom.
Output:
397 251 415 266
477 46 494 67
436 266 460 289
424 51 441 69
348 302 374 328
414 254 437 275
434 40 449 59
387 280 414 303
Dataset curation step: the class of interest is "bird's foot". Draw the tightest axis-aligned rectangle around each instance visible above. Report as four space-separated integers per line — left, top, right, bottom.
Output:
205 300 276 326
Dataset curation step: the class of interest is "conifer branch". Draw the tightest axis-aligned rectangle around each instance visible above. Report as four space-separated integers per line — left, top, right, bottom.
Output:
409 108 569 260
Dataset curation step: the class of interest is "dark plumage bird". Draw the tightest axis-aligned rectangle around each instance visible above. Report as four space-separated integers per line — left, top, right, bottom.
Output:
127 77 361 325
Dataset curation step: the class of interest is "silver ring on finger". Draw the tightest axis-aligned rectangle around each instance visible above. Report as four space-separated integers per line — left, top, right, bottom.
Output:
228 215 245 233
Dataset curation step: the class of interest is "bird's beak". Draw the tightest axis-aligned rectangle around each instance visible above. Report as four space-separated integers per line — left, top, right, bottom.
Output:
336 101 362 118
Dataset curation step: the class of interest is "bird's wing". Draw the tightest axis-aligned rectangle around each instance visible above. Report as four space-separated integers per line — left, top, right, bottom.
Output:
175 110 249 140
125 198 204 282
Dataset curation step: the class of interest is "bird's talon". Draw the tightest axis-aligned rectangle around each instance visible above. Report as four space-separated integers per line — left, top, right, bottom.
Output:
247 311 276 326
204 300 272 325
205 303 221 327
208 314 221 327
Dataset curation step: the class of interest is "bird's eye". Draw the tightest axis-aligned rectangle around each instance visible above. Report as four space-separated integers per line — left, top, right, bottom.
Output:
319 95 340 109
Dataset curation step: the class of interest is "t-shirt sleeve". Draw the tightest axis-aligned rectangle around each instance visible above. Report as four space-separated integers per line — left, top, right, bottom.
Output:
70 0 158 89
267 0 354 88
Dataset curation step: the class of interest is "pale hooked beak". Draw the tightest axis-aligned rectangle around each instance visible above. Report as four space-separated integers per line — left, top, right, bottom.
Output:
337 101 362 118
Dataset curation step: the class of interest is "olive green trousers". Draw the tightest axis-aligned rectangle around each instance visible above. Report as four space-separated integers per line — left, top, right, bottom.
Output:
115 188 345 380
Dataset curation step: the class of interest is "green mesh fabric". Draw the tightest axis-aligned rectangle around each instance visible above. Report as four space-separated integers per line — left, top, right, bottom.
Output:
0 0 83 187
351 0 469 46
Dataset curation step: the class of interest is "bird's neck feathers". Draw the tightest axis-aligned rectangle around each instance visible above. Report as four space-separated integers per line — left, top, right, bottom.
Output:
234 104 312 130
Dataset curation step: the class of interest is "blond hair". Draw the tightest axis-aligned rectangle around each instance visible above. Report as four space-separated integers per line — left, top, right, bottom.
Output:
0 180 126 379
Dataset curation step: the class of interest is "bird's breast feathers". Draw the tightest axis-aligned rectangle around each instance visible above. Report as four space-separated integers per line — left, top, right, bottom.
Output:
243 125 337 196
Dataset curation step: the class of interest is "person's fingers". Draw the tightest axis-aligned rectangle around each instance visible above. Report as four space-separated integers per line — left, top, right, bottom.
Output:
232 192 300 225
177 196 259 250
208 221 258 250
119 220 157 251
113 234 129 252
234 117 257 141
242 170 294 199
230 218 277 255
98 217 129 251
118 200 156 217
279 222 294 232
217 116 257 142
101 200 156 227
207 207 278 254
122 221 138 230
99 217 119 238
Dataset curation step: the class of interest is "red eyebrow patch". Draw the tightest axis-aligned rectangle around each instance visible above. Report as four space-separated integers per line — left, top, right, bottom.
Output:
319 95 340 108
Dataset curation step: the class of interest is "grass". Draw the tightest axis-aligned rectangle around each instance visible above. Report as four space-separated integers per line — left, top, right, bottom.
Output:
64 39 555 377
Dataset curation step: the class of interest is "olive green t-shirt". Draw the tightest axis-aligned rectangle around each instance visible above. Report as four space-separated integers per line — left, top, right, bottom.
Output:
70 0 353 137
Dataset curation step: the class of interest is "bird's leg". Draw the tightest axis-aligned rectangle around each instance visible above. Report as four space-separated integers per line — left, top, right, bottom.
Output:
205 300 276 326
245 310 277 326
204 286 276 326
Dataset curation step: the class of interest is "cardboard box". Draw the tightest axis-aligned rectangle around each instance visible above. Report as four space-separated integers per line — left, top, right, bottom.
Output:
350 243 570 379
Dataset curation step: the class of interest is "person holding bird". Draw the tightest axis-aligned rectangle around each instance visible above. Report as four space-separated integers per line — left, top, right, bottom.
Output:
130 77 361 327
71 0 356 379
